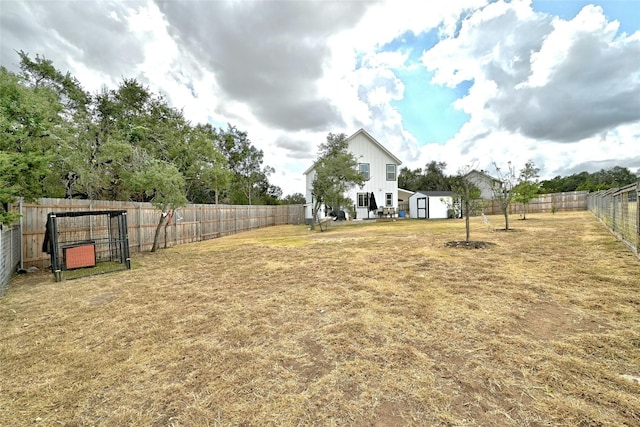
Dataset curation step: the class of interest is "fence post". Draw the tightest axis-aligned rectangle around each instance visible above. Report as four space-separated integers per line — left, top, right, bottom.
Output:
7 222 12 275
637 182 640 255
0 229 4 295
138 205 143 252
19 198 23 271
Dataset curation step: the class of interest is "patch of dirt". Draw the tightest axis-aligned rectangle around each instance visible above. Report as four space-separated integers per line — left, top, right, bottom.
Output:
354 401 407 426
87 292 117 306
445 240 495 249
280 334 332 391
519 301 606 340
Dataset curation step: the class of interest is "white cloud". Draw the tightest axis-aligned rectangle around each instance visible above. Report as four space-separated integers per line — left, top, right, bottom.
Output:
1 0 638 197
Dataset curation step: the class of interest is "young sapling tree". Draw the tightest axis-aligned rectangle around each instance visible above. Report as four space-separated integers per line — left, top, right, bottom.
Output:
513 160 540 219
492 161 517 230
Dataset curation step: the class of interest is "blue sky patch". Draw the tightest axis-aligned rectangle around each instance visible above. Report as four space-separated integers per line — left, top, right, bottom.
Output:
532 0 640 35
380 29 440 63
335 26 470 146
391 66 471 145
382 29 471 145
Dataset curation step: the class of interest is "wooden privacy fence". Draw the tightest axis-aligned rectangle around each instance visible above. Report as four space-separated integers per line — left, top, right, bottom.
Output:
485 191 589 216
588 183 640 258
19 198 305 270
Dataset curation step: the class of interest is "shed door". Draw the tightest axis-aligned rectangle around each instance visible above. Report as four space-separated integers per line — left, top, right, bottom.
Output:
417 197 428 219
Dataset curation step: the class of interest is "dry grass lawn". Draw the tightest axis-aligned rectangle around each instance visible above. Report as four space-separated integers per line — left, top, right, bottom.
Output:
1 211 639 426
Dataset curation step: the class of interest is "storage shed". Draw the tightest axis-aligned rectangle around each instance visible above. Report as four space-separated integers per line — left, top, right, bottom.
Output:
409 191 455 219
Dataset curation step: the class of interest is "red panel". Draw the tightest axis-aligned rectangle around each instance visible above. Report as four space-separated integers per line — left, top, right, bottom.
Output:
64 244 96 269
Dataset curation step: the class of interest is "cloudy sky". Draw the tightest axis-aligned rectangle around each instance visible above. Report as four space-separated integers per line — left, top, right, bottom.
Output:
1 0 639 197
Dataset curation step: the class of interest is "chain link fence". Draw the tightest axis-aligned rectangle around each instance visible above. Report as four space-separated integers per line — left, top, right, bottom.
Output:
588 182 640 258
0 225 21 296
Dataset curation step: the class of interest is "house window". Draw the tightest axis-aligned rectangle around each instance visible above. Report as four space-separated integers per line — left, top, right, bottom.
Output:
386 193 393 206
358 163 370 180
357 193 369 208
386 164 396 181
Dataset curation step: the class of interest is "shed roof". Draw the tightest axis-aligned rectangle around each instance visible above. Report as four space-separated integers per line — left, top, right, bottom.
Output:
412 191 455 197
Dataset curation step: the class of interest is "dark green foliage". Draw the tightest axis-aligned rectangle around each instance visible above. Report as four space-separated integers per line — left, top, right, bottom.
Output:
0 66 64 223
281 193 306 204
539 167 638 193
217 125 274 205
0 52 284 228
398 161 452 192
513 160 540 220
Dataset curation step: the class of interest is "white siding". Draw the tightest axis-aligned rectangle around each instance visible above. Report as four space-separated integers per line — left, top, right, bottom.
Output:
409 194 423 219
409 193 453 219
304 170 315 221
303 129 401 222
466 171 496 200
345 132 399 220
428 197 451 219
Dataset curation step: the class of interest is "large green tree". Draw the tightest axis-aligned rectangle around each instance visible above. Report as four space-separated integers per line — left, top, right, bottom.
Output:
180 124 230 204
398 167 423 192
0 66 65 224
539 166 638 193
217 125 274 205
398 161 452 192
281 193 306 204
422 161 451 191
129 157 188 252
1 51 291 236
16 51 94 199
309 133 366 230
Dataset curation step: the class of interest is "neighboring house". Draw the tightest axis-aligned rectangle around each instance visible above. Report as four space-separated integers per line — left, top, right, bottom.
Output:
304 129 402 223
464 170 501 200
409 191 455 219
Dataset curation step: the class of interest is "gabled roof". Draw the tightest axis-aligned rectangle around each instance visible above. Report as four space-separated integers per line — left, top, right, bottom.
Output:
352 128 403 165
303 128 402 175
464 169 501 183
413 190 455 197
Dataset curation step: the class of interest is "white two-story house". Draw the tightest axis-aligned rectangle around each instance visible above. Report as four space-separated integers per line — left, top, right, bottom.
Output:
303 129 402 223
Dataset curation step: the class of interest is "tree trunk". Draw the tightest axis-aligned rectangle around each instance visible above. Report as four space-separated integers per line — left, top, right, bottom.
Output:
163 210 173 249
464 198 471 242
465 214 470 242
151 213 168 252
504 210 510 230
310 201 321 230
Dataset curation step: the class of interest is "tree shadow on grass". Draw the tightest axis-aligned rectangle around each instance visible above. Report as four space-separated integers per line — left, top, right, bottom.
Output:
445 241 496 249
